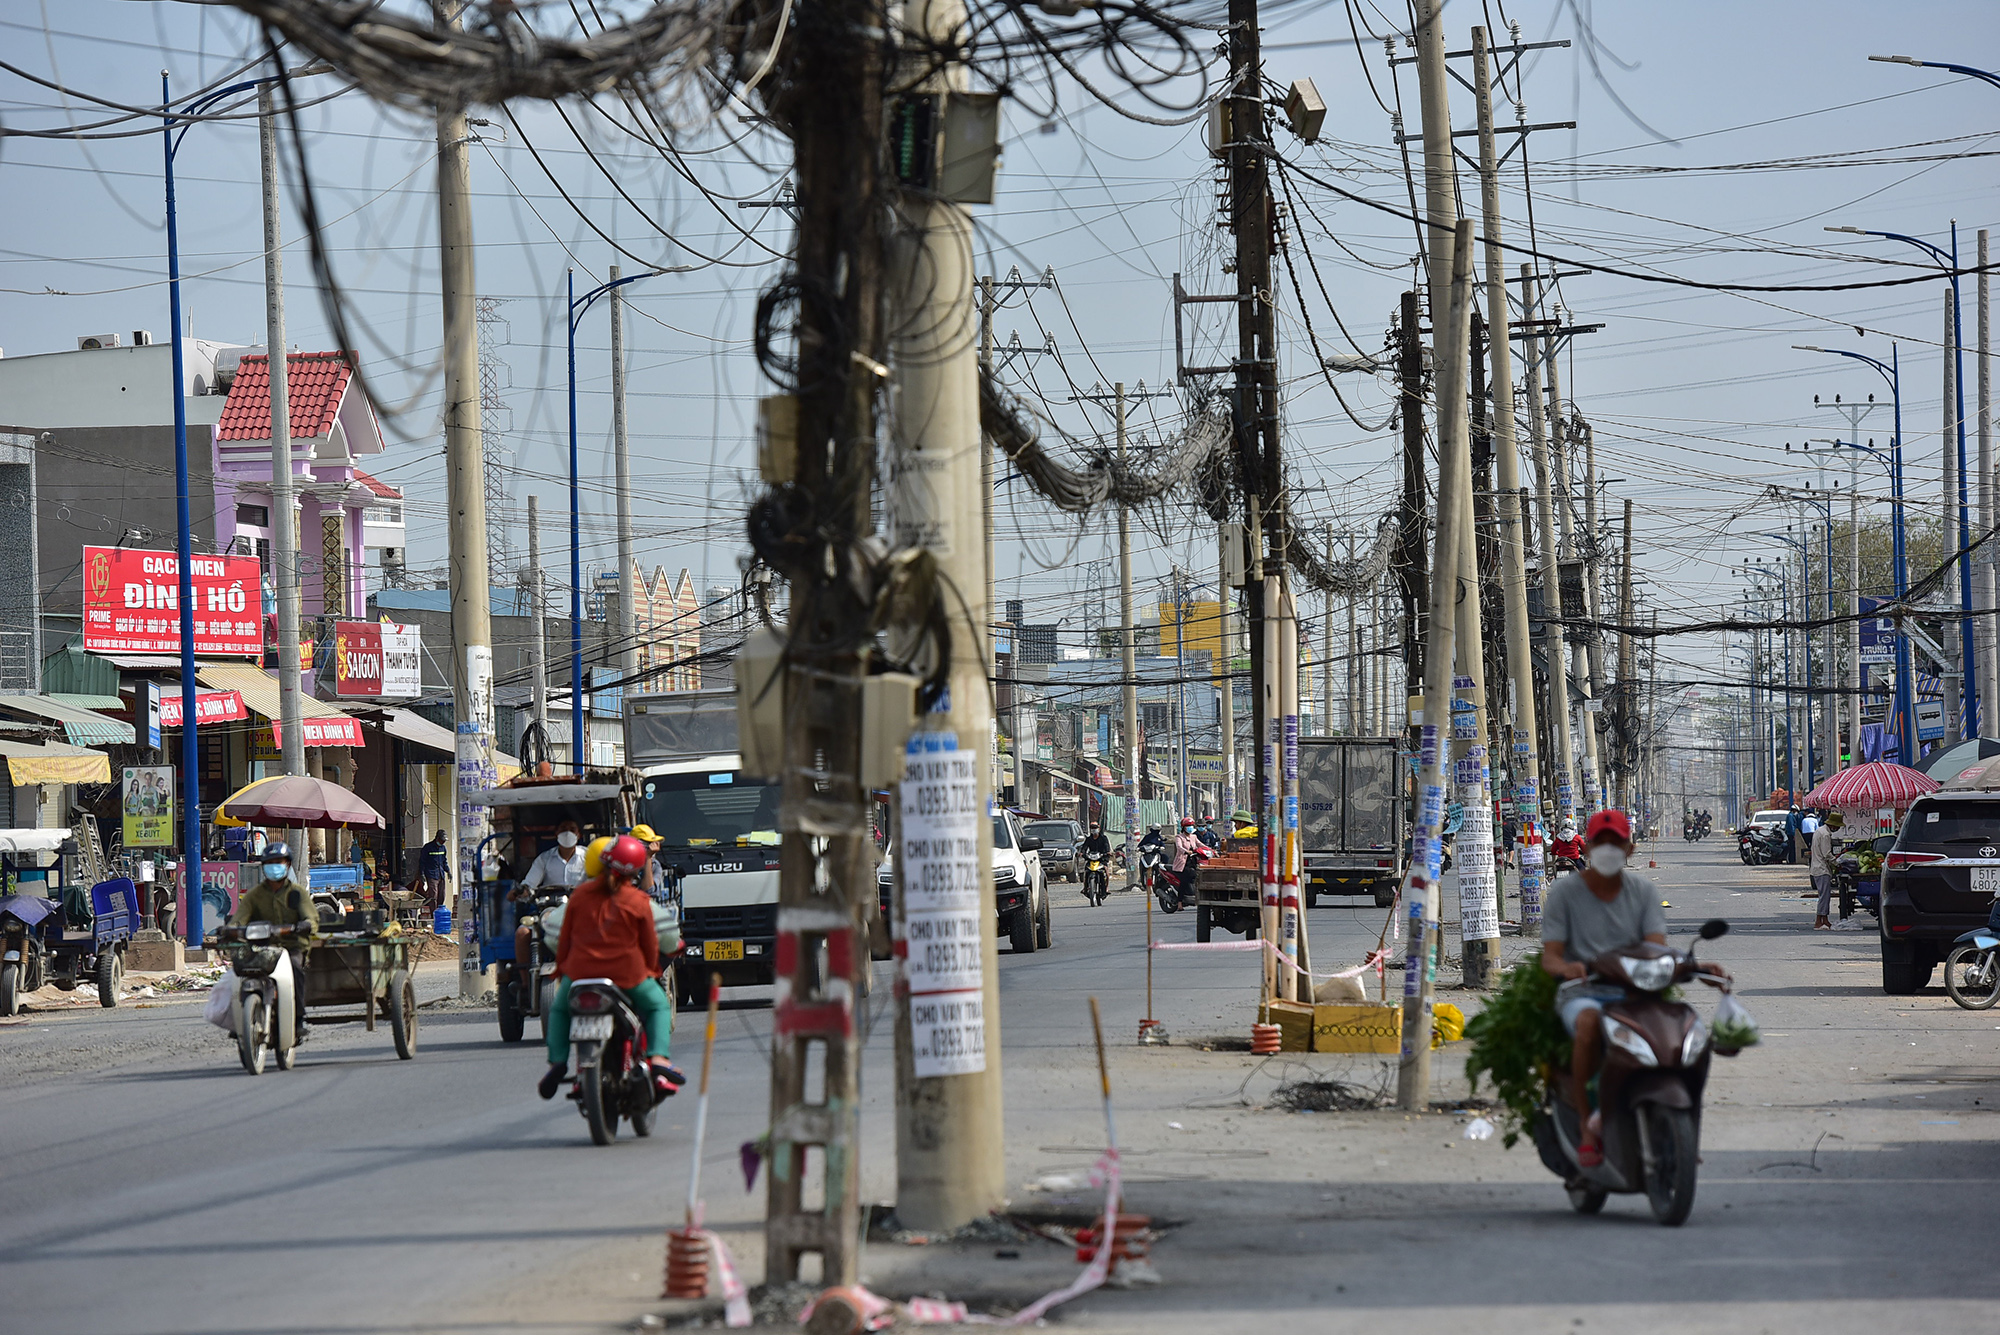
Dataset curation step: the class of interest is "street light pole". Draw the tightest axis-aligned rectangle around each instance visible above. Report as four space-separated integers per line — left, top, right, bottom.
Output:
162 72 201 945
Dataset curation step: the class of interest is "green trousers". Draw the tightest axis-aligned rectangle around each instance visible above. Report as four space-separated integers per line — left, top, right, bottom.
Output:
545 976 671 1066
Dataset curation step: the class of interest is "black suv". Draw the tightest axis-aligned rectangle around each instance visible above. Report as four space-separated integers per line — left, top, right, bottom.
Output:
1878 792 2000 993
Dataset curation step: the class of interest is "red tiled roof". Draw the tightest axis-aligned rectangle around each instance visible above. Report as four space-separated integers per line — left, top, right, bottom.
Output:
215 351 354 441
352 467 402 501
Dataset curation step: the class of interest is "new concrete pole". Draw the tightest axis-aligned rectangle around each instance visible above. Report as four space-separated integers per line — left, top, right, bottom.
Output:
1398 220 1478 1109
1616 501 1636 812
1218 528 1236 822
611 265 637 683
1981 229 1995 718
1345 534 1358 734
526 495 548 746
259 86 304 779
1118 384 1140 889
436 0 494 998
1473 28 1535 933
1850 453 1862 768
890 0 1003 1232
1521 275 1577 838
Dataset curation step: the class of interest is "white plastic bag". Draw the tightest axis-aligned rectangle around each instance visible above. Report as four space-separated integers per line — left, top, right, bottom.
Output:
1711 991 1760 1051
203 967 237 1030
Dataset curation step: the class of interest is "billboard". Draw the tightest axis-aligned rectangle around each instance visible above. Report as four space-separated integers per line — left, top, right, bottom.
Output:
333 621 421 699
1858 596 1896 665
83 546 263 657
122 765 174 848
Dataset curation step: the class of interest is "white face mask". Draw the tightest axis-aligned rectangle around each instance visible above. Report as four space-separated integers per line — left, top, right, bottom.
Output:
1587 844 1627 876
556 831 579 850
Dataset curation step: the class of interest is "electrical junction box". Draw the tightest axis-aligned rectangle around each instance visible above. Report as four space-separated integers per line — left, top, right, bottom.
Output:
1221 521 1246 588
891 92 1002 205
735 623 788 779
861 672 920 791
1284 78 1325 143
1206 97 1234 157
757 395 797 485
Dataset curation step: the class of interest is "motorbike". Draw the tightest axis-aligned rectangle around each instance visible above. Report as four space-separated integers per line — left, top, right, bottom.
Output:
1143 846 1176 914
562 976 663 1145
499 889 568 1043
1 893 52 1017
1079 852 1111 906
1532 919 1735 1226
1737 824 1786 866
1943 921 2000 1010
216 922 303 1075
1550 852 1582 878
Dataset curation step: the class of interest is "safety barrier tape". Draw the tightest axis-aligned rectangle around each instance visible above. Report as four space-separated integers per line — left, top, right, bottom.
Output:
1149 937 1387 982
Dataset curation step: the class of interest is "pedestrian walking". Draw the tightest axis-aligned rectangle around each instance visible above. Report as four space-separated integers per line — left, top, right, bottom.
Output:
1810 811 1842 930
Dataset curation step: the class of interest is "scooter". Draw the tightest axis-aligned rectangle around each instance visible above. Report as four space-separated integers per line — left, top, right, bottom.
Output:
1080 856 1109 906
1737 824 1786 866
562 977 665 1145
216 922 303 1075
1142 846 1177 914
1943 921 2000 1010
1532 919 1735 1226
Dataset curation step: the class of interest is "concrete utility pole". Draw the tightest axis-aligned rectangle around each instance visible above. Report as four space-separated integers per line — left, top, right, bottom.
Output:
1980 229 1995 715
1850 454 1862 769
1615 500 1636 811
435 0 494 999
1345 534 1359 734
1944 288 1963 742
525 495 548 748
1219 525 1239 823
887 0 1003 1238
1399 220 1479 1109
1396 290 1430 737
258 85 304 778
1521 274 1577 841
1472 26 1536 929
610 265 637 684
1118 385 1141 889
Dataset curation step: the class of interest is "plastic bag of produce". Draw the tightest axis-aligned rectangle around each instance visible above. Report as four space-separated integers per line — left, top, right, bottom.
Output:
1711 991 1760 1053
204 967 238 1030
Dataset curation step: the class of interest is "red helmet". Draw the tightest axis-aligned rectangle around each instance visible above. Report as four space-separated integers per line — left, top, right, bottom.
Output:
603 834 649 880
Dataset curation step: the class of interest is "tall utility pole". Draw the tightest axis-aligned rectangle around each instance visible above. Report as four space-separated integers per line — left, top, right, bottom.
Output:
436 0 494 999
1396 290 1430 731
1615 500 1636 810
1548 344 1603 809
1980 229 1995 715
1472 27 1536 925
258 85 304 778
610 264 637 684
1344 534 1359 734
1118 385 1141 889
1521 271 1577 836
1943 288 1963 742
1219 524 1240 824
525 495 548 748
887 0 1003 1240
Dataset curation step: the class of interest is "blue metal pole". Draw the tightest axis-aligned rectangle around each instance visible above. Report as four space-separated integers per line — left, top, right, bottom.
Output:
567 268 584 772
1952 222 1975 736
164 73 203 949
1890 346 1917 762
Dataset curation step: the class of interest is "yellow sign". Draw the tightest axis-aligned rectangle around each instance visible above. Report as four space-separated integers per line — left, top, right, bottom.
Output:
123 766 175 848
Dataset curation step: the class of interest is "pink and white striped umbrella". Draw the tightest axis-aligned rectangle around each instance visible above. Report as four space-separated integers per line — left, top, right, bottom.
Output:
1801 761 1939 811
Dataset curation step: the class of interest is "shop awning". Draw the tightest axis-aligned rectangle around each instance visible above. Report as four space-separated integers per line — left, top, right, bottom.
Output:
0 738 110 785
0 828 71 853
196 664 363 749
366 707 457 761
159 689 249 728
0 693 134 747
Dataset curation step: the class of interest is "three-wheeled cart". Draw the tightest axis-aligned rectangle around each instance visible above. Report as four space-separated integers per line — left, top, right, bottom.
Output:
298 930 418 1060
1193 859 1263 943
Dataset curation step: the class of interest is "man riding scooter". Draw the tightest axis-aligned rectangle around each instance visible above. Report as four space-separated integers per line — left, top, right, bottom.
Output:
1549 821 1585 873
536 834 684 1102
1077 822 1113 902
1542 809 1728 1167
230 841 315 1042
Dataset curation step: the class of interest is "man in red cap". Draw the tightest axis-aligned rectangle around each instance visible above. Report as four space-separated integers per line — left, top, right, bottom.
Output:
1539 808 1667 1166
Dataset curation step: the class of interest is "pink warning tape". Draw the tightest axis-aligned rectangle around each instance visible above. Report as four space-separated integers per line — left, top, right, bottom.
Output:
1149 937 1387 982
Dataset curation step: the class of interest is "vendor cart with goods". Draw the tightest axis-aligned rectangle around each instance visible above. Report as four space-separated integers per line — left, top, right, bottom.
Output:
300 920 418 1060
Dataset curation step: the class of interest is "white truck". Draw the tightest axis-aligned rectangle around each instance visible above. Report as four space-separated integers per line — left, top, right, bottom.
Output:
624 689 781 1008
1299 735 1405 909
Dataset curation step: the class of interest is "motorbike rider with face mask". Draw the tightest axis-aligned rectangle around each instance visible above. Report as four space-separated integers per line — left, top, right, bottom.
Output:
229 841 315 1039
1540 809 1727 1167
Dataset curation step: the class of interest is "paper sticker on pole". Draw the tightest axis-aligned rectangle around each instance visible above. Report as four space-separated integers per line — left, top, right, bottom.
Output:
909 990 985 1077
82 546 262 656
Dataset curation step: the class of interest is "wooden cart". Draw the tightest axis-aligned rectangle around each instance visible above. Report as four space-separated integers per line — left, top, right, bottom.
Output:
1193 860 1263 943
299 932 417 1060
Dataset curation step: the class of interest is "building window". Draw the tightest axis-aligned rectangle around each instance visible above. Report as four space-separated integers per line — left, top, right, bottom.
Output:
236 502 270 528
1141 703 1170 735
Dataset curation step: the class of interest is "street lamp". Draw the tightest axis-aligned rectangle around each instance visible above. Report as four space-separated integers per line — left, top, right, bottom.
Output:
1869 54 2000 93
1823 224 1974 736
566 267 662 772
162 67 325 948
1794 344 1919 762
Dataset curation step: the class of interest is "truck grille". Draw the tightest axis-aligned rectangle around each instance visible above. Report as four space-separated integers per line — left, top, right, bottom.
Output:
682 904 778 939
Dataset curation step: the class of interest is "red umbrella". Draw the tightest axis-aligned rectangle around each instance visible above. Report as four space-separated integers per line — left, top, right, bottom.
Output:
1800 761 1939 812
219 774 385 830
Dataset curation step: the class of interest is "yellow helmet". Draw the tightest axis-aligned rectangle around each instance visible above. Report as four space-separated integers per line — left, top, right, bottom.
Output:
583 834 615 878
631 823 660 844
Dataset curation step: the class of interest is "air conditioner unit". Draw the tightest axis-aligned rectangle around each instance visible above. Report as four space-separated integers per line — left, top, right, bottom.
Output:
131 330 154 346
77 334 121 350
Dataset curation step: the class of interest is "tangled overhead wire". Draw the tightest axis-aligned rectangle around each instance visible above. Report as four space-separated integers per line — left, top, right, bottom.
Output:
223 0 732 111
980 372 1230 512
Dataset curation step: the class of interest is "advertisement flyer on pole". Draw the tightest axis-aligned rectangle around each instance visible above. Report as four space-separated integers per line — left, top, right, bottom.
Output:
898 731 986 1077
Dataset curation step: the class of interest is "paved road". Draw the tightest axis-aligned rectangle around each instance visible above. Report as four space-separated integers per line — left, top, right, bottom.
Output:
4 841 1996 1332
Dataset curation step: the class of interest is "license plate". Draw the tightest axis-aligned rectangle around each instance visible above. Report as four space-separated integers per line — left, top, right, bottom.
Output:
570 1015 612 1041
705 939 745 962
1972 868 2000 894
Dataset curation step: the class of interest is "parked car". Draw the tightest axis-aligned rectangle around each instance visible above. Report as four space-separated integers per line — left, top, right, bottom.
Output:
878 809 1052 955
1878 794 2000 994
1022 819 1081 882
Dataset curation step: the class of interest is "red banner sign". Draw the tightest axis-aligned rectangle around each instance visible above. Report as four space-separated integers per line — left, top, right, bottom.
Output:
82 546 263 657
333 621 382 697
279 716 364 749
158 689 248 728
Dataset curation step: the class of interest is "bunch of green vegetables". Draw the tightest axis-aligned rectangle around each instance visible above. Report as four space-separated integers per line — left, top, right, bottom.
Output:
1463 961 1571 1147
1855 847 1883 878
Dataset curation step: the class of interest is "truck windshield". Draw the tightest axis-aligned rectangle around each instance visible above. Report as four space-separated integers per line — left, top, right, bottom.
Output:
638 772 781 847
1024 822 1071 845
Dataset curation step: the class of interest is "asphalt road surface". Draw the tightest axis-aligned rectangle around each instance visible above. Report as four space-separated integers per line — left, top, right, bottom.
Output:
4 839 1996 1333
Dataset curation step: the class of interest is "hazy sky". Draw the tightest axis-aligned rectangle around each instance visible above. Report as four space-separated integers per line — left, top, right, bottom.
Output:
0 0 1993 694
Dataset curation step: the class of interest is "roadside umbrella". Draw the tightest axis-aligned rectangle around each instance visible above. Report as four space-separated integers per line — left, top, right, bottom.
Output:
218 774 385 830
1941 754 2000 791
1800 761 1939 812
1917 735 2000 781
